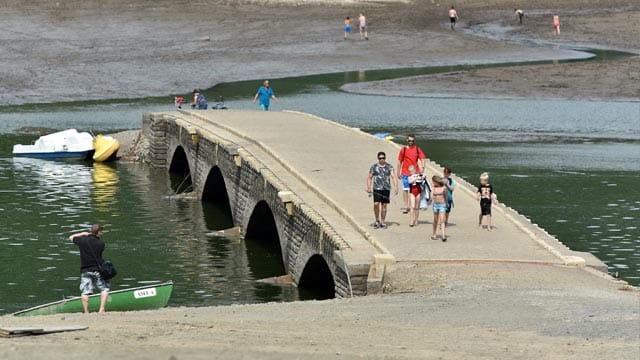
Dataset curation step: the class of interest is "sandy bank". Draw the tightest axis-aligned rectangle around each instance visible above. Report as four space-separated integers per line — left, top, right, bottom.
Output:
342 57 640 101
1 263 637 360
2 0 637 105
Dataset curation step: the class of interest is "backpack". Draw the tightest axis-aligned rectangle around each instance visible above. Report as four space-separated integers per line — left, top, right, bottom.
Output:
400 146 425 164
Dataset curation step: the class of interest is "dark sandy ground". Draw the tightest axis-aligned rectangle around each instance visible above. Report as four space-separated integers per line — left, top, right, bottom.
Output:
1 1 638 359
2 0 637 105
343 57 640 101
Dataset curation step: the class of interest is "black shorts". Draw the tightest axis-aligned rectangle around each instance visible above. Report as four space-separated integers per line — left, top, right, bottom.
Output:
373 189 390 204
450 17 457 23
480 199 492 215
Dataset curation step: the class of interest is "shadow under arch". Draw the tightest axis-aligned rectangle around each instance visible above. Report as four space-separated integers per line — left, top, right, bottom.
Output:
168 146 192 194
245 201 286 279
201 166 234 230
298 254 335 300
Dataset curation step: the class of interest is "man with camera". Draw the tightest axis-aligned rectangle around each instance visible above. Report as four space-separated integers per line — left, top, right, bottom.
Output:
68 224 110 314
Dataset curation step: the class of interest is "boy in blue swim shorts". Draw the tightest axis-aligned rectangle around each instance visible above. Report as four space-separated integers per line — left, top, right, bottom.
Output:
344 16 351 40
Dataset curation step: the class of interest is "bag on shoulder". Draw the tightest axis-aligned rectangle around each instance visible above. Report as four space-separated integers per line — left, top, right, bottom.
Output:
99 259 117 280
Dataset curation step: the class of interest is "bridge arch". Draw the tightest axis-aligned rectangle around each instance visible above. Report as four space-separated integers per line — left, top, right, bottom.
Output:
168 145 193 193
201 165 234 230
299 254 335 299
245 200 286 278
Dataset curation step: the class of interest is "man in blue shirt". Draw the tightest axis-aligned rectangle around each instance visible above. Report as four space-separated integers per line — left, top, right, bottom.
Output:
252 80 278 111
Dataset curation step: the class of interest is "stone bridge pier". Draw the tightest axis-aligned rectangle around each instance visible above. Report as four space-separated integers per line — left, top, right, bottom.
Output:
141 112 379 298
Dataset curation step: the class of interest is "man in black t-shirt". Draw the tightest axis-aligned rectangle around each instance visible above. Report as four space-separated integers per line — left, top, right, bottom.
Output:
68 224 110 314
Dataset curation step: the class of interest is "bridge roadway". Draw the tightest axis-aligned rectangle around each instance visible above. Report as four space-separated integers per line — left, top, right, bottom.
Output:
172 109 607 288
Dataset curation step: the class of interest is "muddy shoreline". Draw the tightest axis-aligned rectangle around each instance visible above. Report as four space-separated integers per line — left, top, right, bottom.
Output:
1 0 638 105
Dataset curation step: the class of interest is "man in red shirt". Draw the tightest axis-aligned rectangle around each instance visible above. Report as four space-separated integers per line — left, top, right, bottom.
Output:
397 134 426 214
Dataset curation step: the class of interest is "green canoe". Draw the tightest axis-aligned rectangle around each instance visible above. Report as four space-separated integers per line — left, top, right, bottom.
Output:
13 281 173 317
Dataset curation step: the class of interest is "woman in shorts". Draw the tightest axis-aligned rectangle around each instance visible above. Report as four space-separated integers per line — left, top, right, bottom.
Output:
431 176 448 241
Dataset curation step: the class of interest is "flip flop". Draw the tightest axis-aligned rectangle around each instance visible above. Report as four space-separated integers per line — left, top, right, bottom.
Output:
431 235 437 240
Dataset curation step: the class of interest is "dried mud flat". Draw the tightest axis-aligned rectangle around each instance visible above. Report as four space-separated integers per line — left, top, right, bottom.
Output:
343 57 640 101
1 1 639 359
1 0 637 105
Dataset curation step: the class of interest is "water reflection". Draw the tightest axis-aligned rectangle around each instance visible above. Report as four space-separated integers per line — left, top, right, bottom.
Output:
11 157 93 222
92 163 119 212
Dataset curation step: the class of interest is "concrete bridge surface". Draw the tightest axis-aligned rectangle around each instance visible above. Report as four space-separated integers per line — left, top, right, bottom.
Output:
142 109 611 296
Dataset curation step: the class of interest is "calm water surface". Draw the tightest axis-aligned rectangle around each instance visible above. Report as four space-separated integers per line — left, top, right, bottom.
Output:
0 67 638 314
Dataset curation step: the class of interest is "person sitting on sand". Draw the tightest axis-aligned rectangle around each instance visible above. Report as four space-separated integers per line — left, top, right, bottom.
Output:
191 89 208 110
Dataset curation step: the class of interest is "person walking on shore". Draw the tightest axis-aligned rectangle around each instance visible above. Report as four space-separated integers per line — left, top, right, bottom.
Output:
344 16 352 40
448 6 458 30
358 13 368 40
443 167 456 225
553 15 561 35
253 80 278 111
397 134 426 214
367 151 398 228
68 224 110 314
431 176 448 241
515 9 524 24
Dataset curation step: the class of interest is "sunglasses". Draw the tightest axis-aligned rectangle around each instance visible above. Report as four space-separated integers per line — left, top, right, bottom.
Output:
407 140 415 143
378 157 386 160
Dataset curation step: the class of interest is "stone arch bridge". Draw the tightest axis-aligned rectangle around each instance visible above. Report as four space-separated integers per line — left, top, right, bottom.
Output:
141 110 607 298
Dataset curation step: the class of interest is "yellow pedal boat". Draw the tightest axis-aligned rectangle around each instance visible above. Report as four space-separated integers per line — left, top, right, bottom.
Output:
93 134 120 162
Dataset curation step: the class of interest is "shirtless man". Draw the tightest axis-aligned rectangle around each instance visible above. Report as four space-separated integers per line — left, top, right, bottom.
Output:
358 13 368 40
448 6 458 30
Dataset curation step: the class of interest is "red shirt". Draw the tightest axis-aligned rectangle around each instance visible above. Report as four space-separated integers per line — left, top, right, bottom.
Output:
398 146 425 176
